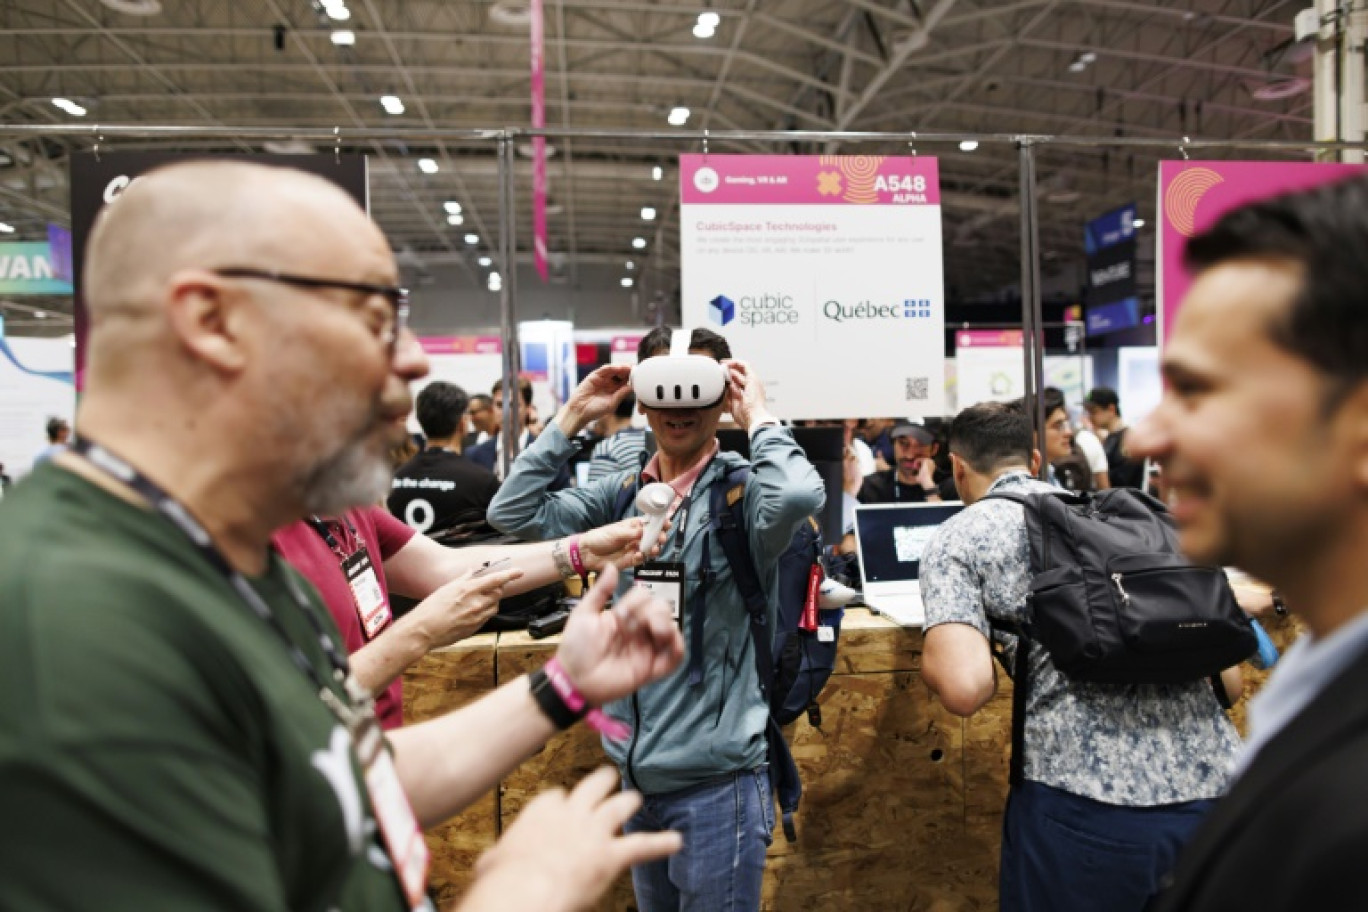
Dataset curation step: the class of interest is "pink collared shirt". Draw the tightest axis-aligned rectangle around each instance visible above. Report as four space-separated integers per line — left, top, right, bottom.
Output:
641 439 720 517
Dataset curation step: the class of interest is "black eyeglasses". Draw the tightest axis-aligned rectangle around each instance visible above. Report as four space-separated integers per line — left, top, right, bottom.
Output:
213 267 410 350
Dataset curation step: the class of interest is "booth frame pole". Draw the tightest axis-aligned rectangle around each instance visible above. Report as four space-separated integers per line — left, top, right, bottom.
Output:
496 133 523 477
1018 141 1048 480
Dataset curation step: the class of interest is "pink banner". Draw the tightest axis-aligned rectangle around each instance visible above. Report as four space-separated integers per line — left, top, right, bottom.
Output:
957 329 1023 349
530 0 548 282
1158 160 1366 346
679 154 940 206
420 335 503 355
611 334 645 353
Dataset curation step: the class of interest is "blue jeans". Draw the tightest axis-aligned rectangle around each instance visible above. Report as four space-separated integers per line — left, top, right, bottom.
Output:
623 768 774 912
1000 780 1214 912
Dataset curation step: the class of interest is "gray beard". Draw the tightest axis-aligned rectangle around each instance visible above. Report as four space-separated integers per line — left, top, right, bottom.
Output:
298 431 393 516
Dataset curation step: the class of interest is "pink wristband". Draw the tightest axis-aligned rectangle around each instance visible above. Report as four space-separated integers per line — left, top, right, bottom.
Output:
544 656 630 741
567 535 587 578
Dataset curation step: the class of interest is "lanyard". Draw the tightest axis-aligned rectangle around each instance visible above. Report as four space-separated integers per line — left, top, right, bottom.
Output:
656 453 716 560
70 438 369 727
307 515 363 562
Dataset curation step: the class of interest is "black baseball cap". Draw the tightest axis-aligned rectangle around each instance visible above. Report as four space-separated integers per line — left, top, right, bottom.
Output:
889 419 935 445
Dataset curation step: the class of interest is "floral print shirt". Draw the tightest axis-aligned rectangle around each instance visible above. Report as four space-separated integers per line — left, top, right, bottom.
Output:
921 471 1241 806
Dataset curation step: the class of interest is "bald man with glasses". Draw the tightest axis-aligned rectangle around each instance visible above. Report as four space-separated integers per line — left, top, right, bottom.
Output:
0 161 685 912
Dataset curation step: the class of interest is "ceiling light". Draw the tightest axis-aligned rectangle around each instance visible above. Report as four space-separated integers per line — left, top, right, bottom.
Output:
959 140 979 151
330 29 355 45
1068 60 1087 73
632 237 647 249
263 140 315 154
35 310 47 319
1079 51 1097 64
418 157 439 173
0 222 14 233
447 213 464 226
1132 218 1146 228
465 233 479 244
98 0 162 14
625 260 636 270
443 201 462 214
697 11 721 28
652 166 663 181
380 94 405 114
641 206 656 221
324 3 351 21
487 272 502 291
667 106 690 126
52 98 87 117
478 256 492 267
692 22 715 39
621 278 634 288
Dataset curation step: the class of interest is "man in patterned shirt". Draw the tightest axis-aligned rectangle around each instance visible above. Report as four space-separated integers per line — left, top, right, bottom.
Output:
919 400 1240 912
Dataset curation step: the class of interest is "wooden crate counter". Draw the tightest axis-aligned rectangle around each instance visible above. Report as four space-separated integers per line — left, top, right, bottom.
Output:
404 608 1290 911
402 632 499 909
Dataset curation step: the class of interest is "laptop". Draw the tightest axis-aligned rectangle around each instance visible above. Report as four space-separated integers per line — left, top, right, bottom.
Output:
854 502 965 627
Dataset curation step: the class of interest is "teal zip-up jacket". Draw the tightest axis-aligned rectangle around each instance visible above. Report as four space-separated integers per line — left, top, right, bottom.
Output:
487 421 825 795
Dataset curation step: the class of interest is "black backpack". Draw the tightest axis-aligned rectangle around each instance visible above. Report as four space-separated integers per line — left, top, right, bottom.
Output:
986 486 1257 784
988 487 1256 685
614 465 841 842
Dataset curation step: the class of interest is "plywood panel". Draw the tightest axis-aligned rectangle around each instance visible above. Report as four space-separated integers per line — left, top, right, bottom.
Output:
403 633 500 908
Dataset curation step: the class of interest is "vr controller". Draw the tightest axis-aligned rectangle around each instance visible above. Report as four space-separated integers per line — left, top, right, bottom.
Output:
631 328 728 410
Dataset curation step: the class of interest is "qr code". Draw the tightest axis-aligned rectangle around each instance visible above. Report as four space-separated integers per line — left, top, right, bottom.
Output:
906 377 929 400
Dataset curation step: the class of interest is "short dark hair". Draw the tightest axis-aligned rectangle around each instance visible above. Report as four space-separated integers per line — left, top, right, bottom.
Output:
614 392 637 419
46 417 68 442
949 401 1033 474
491 375 534 407
638 327 732 362
1185 174 1368 404
468 393 493 412
415 382 469 439
1084 386 1120 415
1022 386 1067 422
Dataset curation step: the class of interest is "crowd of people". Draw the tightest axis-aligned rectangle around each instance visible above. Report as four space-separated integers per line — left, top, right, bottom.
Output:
0 160 1364 912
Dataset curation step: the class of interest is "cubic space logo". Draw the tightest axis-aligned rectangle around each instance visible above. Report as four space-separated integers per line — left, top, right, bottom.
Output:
708 293 798 327
708 295 735 326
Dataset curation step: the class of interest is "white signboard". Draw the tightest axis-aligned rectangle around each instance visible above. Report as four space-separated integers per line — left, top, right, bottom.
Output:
0 336 75 478
679 154 945 419
956 330 1023 408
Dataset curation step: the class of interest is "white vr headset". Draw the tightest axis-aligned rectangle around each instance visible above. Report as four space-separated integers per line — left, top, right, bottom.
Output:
631 328 728 410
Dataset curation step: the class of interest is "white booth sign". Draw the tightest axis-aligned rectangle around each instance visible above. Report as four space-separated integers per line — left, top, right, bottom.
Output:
679 154 945 420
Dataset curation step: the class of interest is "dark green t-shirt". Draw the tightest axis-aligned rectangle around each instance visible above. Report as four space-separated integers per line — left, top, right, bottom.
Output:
0 465 412 911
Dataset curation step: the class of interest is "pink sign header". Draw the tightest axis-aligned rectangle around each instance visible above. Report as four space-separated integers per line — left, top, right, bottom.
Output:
679 154 940 206
611 334 645 352
1159 160 1367 346
957 329 1023 349
420 335 503 355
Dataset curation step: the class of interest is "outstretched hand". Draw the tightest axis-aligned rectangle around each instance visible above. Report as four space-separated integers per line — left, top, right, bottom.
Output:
580 516 671 571
465 766 682 912
554 565 684 706
722 359 770 430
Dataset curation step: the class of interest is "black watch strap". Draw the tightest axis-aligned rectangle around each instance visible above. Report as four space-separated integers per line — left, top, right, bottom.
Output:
529 668 585 730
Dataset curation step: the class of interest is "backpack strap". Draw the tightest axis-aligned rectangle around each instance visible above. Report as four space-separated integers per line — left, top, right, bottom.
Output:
612 472 639 522
706 464 803 842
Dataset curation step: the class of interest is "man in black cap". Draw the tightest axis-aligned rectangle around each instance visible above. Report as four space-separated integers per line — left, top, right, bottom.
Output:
857 419 951 503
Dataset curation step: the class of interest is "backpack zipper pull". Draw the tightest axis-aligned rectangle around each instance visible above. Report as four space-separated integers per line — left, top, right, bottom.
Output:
1111 572 1130 607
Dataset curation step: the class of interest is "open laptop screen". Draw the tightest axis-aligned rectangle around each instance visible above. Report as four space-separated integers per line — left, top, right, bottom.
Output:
855 503 965 585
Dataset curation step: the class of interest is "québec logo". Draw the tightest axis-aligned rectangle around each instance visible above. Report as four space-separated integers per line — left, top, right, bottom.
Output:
822 298 934 323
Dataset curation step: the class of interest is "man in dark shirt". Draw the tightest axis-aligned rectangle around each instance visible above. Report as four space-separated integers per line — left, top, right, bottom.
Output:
390 381 500 537
1084 386 1146 489
858 419 948 504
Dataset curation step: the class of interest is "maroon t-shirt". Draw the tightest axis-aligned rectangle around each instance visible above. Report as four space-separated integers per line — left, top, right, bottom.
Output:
273 506 416 729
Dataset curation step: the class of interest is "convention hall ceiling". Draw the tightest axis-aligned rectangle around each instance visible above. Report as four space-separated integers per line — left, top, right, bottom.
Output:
0 0 1311 331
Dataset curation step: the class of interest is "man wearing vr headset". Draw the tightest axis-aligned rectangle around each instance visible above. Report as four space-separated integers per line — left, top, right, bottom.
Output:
487 326 825 912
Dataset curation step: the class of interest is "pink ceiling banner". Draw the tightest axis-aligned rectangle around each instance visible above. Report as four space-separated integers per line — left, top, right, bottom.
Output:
530 0 548 282
1157 160 1366 347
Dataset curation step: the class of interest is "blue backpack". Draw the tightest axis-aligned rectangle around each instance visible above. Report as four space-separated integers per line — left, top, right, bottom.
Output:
614 465 842 841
